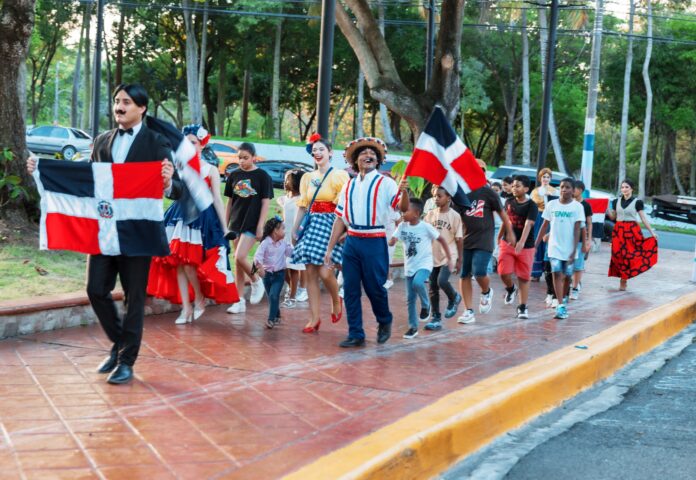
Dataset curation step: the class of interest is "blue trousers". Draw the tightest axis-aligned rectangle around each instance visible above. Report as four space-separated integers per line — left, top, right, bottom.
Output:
406 269 431 329
262 270 285 321
342 236 392 340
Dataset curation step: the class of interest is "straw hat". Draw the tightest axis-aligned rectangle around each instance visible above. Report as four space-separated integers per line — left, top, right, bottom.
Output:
343 137 387 164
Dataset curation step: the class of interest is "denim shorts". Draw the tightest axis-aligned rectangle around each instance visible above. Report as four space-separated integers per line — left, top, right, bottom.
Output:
573 242 585 272
549 257 574 277
242 231 256 238
460 249 492 278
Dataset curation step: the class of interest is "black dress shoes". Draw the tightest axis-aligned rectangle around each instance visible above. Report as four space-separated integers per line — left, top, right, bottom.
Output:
107 364 134 384
339 337 366 348
377 323 392 344
96 354 118 374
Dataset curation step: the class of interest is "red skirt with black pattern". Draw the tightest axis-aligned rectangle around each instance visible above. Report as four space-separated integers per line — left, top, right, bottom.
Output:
608 221 658 280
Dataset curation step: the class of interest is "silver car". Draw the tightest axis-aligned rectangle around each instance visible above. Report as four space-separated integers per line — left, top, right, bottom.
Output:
26 125 92 161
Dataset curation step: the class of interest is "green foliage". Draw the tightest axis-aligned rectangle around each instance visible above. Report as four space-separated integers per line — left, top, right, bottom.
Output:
390 160 425 198
0 149 32 208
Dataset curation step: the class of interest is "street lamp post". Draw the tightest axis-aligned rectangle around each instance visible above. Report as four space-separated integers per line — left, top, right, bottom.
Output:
425 0 435 87
91 0 105 138
536 0 559 172
315 0 336 139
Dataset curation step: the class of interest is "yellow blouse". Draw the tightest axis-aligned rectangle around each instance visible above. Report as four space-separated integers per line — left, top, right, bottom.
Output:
531 185 558 212
297 168 350 208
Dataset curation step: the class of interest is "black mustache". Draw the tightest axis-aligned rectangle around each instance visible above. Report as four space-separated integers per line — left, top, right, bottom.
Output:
115 110 126 115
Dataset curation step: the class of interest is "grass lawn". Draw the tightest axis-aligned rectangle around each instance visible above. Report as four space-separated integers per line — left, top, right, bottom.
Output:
652 224 696 236
1 187 403 302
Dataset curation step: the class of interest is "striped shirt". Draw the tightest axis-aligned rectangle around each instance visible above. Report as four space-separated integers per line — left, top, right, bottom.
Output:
335 170 401 237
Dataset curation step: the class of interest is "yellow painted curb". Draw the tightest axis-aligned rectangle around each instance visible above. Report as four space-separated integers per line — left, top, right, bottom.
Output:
285 291 696 480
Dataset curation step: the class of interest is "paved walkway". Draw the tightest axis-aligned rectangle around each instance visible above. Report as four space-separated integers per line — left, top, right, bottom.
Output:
0 245 692 479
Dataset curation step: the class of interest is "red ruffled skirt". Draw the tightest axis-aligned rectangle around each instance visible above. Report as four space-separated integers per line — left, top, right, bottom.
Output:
147 204 239 304
608 221 658 280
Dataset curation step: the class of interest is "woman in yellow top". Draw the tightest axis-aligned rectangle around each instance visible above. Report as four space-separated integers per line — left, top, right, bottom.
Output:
291 136 349 333
530 168 558 280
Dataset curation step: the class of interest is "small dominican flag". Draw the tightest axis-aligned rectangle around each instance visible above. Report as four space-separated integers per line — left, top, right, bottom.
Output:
33 159 169 256
404 106 487 206
586 198 609 239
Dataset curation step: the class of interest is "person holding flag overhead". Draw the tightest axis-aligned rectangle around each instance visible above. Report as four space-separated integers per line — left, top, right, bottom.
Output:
402 107 514 325
27 83 183 384
324 137 409 347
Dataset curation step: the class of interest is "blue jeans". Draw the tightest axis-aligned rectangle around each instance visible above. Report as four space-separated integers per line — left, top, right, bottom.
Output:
406 269 431 329
262 269 285 321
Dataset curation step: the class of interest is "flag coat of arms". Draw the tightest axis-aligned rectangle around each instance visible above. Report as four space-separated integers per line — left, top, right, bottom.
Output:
586 197 609 239
33 159 169 256
404 106 488 206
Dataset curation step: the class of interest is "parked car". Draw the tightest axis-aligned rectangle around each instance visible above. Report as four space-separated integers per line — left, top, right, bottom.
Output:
200 145 219 169
224 160 314 188
26 125 92 161
210 141 266 177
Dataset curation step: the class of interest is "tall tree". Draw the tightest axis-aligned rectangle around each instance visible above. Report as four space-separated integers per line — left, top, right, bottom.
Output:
376 0 396 146
182 0 203 123
270 18 283 140
521 9 531 166
0 0 36 216
618 0 635 186
639 0 653 199
70 13 84 128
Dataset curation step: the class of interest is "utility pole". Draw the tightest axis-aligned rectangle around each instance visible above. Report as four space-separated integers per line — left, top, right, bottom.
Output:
425 0 436 87
316 0 336 138
91 0 105 138
581 0 604 193
536 0 559 173
53 62 60 124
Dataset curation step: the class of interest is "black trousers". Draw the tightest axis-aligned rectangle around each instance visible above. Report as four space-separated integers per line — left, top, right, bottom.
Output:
86 254 151 366
428 265 457 315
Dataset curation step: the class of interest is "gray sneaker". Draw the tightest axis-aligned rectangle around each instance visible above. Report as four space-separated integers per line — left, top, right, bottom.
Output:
479 288 494 314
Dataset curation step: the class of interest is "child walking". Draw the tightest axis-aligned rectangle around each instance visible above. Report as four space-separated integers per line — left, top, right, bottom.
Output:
424 187 463 330
277 169 307 307
254 217 293 329
390 198 453 339
534 178 584 320
498 175 538 319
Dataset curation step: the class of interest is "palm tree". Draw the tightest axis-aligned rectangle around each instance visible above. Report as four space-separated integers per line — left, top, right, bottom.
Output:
639 0 653 200
618 0 635 186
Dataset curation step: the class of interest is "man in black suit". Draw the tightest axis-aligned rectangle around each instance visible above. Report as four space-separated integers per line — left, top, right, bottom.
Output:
28 83 181 384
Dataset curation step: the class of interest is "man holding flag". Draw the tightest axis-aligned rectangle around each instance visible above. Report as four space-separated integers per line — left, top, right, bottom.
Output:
27 83 183 384
403 107 515 324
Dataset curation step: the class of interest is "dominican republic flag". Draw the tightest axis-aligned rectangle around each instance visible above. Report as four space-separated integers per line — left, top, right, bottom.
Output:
586 198 609 239
145 116 212 221
33 159 169 256
404 106 487 206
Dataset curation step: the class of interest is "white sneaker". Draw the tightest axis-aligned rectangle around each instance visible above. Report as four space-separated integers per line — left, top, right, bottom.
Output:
569 288 580 300
339 287 344 299
479 288 493 314
227 299 246 314
551 298 559 308
545 294 554 306
337 271 344 287
384 279 394 290
282 298 296 309
296 288 308 302
457 309 476 324
249 278 265 304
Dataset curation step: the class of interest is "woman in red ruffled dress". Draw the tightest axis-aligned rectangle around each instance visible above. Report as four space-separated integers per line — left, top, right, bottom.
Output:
607 179 658 291
147 125 239 323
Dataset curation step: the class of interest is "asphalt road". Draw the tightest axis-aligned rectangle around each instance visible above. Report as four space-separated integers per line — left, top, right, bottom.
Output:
655 230 696 252
441 327 696 480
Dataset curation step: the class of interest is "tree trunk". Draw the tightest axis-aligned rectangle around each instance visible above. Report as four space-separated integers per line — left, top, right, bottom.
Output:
356 70 365 138
521 9 531 166
638 0 653 200
371 104 378 137
503 81 519 166
270 19 283 140
215 42 226 136
115 5 126 86
240 69 251 137
690 131 696 197
538 6 567 174
618 0 634 185
661 129 674 194
390 110 402 144
71 16 84 128
580 0 604 192
668 130 685 195
103 28 113 130
81 4 92 132
176 91 184 127
197 0 209 125
182 0 201 123
203 61 215 131
376 1 396 145
0 0 36 215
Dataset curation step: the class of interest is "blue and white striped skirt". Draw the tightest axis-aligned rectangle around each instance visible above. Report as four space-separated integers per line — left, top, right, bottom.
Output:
291 212 343 266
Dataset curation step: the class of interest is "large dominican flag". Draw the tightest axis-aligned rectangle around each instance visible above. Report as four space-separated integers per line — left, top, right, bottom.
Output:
586 197 609 239
404 106 487 206
33 159 169 256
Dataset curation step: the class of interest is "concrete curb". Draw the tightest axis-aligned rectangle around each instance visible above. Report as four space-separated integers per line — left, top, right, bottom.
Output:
284 291 696 480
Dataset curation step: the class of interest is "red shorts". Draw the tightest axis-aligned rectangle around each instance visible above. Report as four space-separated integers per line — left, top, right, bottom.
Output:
497 241 535 281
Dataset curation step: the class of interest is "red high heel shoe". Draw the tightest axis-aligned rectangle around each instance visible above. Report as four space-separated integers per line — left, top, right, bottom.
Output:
331 299 343 324
302 320 321 333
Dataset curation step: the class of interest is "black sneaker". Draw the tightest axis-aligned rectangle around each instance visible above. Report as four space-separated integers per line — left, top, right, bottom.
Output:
504 285 518 305
419 307 431 323
444 293 462 319
403 328 419 339
517 304 529 319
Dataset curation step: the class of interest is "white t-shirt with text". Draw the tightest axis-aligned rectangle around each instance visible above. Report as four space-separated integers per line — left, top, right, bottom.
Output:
542 199 585 260
392 221 440 277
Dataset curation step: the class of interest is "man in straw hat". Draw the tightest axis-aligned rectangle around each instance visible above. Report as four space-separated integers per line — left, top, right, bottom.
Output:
325 137 409 347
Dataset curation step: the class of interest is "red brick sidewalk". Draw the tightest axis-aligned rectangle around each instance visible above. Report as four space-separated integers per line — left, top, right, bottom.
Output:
0 245 691 479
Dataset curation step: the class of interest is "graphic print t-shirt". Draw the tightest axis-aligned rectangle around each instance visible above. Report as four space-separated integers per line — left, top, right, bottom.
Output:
224 167 273 234
542 199 585 260
392 221 440 277
424 208 462 267
457 186 502 252
504 197 538 249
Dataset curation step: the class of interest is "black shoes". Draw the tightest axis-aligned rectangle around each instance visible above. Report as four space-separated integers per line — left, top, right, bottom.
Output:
339 337 365 348
96 354 118 374
107 364 134 384
377 323 391 344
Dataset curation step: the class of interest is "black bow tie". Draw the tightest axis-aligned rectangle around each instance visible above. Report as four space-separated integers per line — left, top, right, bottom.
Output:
118 128 134 136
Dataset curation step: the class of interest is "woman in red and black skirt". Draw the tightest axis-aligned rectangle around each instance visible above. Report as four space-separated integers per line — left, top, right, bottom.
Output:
607 179 658 291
